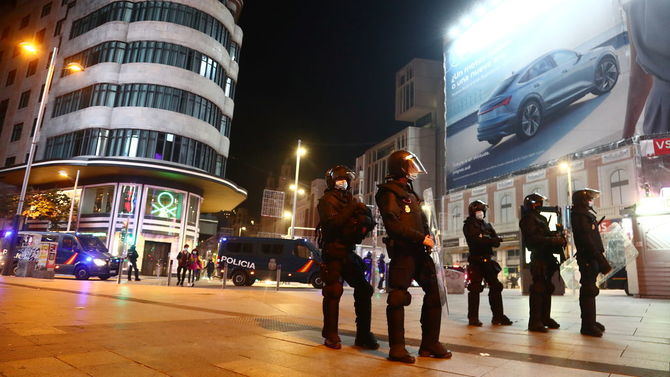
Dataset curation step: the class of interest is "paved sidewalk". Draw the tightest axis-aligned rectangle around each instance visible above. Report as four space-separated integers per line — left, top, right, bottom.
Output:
0 276 668 377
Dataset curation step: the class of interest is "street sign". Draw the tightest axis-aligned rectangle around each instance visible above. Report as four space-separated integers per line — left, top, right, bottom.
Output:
261 189 285 218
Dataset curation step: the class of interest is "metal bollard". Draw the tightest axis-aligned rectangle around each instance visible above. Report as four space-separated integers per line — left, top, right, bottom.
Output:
276 264 281 291
167 260 173 286
222 262 228 289
117 258 125 284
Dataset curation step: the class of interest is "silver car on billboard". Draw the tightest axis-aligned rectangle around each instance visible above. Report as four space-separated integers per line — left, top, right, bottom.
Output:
477 48 619 145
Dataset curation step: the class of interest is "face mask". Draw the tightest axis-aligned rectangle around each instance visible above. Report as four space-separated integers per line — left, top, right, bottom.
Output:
335 180 348 190
475 211 485 220
588 200 594 208
408 172 418 181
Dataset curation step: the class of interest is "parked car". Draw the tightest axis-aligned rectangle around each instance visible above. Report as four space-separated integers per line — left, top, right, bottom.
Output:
477 48 619 145
16 231 120 280
217 237 323 288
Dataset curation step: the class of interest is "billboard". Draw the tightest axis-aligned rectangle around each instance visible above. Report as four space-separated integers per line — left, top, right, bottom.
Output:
445 0 670 189
261 189 286 218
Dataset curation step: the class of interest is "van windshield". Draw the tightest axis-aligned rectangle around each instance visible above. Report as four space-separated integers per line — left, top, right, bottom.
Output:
77 235 108 253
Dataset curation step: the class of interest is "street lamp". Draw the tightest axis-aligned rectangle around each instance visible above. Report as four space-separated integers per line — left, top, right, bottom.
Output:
58 170 80 232
289 140 306 238
1 42 83 276
238 226 246 237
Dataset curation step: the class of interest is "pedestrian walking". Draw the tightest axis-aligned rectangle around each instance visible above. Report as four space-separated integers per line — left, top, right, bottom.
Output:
188 249 202 286
363 252 373 282
206 258 215 279
127 245 141 281
176 244 190 286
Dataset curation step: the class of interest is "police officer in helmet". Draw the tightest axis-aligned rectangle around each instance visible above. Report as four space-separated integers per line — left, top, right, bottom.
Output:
519 193 566 332
571 189 611 337
375 150 451 363
317 165 379 350
463 200 512 326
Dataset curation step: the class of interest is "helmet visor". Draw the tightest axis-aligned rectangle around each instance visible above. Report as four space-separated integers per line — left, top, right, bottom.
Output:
405 153 427 175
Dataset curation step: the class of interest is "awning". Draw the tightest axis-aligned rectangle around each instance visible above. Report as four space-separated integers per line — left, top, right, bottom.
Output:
0 158 247 212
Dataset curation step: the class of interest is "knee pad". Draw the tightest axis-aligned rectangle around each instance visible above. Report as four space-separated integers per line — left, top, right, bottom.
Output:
467 282 484 293
387 289 411 307
489 280 503 294
323 282 343 299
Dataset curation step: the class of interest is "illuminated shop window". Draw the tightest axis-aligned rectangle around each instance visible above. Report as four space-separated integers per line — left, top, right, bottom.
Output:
145 188 183 220
81 185 115 215
118 185 138 215
187 195 200 225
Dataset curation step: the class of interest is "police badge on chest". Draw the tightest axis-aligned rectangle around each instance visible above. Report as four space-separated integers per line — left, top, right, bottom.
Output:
402 198 412 213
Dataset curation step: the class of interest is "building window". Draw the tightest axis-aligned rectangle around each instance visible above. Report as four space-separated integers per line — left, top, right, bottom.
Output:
41 2 53 17
52 83 230 136
499 194 513 223
187 195 199 225
4 156 16 167
0 99 9 128
10 123 23 142
450 207 462 232
63 41 126 76
69 1 237 58
118 185 139 215
54 19 63 36
610 169 629 206
81 185 115 215
20 15 30 29
44 128 227 177
18 90 31 108
26 59 38 77
38 84 45 102
35 28 46 43
5 69 16 86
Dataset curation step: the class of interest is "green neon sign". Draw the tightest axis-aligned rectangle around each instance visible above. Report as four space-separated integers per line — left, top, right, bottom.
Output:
150 191 180 218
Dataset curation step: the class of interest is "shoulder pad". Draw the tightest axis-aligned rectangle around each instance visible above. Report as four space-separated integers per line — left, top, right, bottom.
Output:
377 182 409 200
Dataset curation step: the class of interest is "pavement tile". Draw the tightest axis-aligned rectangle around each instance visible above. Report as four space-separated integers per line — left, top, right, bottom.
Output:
87 361 168 377
57 350 130 368
0 356 77 377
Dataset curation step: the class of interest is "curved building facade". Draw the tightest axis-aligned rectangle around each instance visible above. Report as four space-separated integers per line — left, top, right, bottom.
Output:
0 0 246 267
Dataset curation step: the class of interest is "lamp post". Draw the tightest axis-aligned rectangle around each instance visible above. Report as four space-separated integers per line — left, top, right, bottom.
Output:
289 140 306 238
238 226 246 237
59 169 80 232
1 43 83 276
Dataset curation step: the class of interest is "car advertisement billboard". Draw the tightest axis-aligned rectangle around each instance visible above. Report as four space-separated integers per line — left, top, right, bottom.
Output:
445 0 670 189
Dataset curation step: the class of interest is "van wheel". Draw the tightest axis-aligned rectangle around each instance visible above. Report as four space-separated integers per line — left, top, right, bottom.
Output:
98 274 110 281
231 271 248 286
310 272 324 289
74 266 90 280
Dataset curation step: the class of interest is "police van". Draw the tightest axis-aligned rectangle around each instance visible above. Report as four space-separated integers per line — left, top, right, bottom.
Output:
218 237 323 288
16 231 121 280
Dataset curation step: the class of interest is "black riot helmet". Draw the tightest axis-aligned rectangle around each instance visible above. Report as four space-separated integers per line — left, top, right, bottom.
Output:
387 150 427 180
523 193 546 211
325 165 355 190
572 188 600 209
468 200 488 217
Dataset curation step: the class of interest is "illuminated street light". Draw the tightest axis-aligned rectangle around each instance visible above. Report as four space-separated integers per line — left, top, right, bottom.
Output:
58 170 69 177
297 147 307 157
289 140 304 238
238 226 247 237
283 211 292 220
2 42 84 276
64 62 84 72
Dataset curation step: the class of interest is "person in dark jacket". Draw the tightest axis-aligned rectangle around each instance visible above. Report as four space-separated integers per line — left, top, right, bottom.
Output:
463 200 512 326
571 189 611 337
363 252 373 282
206 258 215 280
127 245 141 281
375 150 451 364
377 254 386 290
318 165 378 350
176 244 190 286
519 193 566 332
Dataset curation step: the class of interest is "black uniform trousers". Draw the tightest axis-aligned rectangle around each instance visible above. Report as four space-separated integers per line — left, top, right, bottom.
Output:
577 256 600 327
467 260 504 321
321 247 373 341
387 247 441 353
528 255 559 328
127 260 140 280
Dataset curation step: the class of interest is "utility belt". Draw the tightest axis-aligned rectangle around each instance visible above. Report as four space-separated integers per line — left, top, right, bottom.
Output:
382 237 424 258
468 255 502 273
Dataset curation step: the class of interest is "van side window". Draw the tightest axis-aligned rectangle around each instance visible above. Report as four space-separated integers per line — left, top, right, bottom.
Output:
226 242 252 253
42 235 58 243
261 244 283 255
293 245 310 259
61 236 77 251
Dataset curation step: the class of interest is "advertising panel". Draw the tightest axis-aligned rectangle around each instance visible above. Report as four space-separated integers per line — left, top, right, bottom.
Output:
445 0 670 189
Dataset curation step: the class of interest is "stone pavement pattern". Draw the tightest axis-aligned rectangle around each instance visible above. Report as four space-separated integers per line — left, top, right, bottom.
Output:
0 276 669 377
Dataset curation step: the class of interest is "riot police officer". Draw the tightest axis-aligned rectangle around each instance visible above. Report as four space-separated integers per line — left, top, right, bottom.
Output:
463 200 512 326
317 165 379 350
571 189 611 337
375 150 451 363
519 193 566 332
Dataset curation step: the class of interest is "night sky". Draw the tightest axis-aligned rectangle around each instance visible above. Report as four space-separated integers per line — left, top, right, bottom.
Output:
227 0 468 214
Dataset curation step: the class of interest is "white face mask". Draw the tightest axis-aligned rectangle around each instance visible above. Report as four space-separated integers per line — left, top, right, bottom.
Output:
408 172 419 181
335 180 348 190
475 211 485 220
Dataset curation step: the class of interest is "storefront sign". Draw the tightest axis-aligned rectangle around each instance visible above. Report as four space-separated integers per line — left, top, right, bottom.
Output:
443 238 460 247
151 191 179 218
449 192 463 201
498 232 519 242
526 170 546 183
497 179 514 190
471 186 487 196
653 138 670 156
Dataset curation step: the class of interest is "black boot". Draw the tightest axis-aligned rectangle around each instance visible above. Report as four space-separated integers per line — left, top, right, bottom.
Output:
528 292 547 332
542 293 559 329
354 332 379 350
418 298 451 359
595 322 605 332
492 315 513 326
353 284 374 347
322 292 341 349
387 305 414 364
